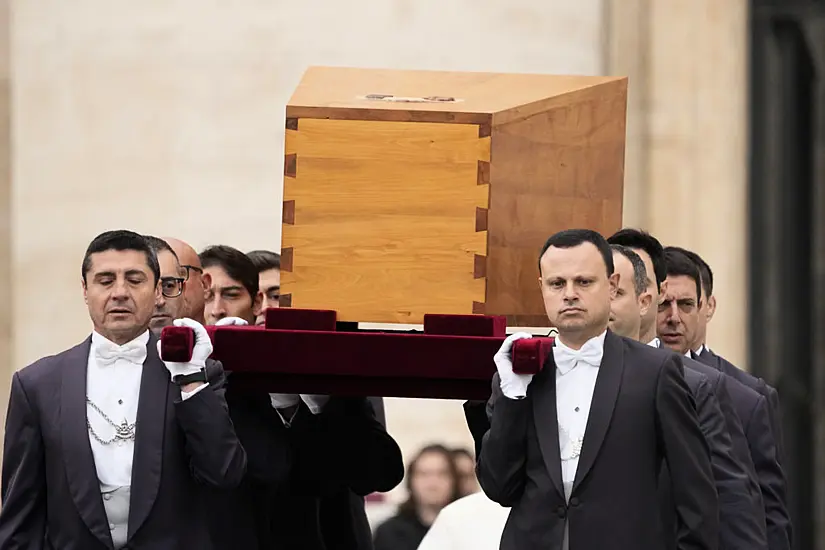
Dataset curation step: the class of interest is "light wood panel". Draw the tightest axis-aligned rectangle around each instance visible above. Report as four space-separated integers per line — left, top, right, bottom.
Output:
282 118 489 323
485 78 627 325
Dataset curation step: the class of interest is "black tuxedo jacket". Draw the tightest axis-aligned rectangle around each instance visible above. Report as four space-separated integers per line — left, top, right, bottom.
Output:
693 348 791 550
210 391 403 550
0 334 247 550
659 363 768 550
695 348 784 462
478 331 719 550
318 397 392 550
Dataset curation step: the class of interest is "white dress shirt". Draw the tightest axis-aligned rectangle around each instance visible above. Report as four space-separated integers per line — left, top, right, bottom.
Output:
553 331 605 500
416 492 511 550
87 331 148 489
86 330 204 490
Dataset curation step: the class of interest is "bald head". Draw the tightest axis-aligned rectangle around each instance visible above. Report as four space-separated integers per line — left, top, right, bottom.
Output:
161 237 209 324
162 237 201 269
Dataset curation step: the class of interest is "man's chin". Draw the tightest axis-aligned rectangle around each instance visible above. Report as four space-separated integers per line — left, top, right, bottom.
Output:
149 316 173 331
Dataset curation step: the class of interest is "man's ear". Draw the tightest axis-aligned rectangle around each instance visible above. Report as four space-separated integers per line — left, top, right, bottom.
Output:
82 278 88 305
638 290 653 317
608 272 619 299
252 291 264 317
201 271 212 291
706 295 717 323
658 279 669 303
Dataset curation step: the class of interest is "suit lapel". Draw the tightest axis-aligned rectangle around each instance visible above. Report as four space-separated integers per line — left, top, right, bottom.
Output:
572 330 625 492
531 357 565 500
60 337 115 550
127 333 171 540
694 347 720 370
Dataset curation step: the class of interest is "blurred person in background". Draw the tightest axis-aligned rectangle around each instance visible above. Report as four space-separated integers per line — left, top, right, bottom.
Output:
450 448 479 497
415 406 510 550
373 444 461 550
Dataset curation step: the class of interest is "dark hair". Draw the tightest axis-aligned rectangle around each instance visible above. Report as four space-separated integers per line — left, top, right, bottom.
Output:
199 245 259 298
663 247 702 302
143 235 179 261
668 246 713 297
610 244 647 296
82 230 160 284
538 229 613 277
247 249 281 273
607 228 666 292
398 444 460 518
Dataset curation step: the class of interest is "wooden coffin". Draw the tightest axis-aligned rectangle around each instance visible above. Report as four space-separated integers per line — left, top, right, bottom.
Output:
281 66 627 326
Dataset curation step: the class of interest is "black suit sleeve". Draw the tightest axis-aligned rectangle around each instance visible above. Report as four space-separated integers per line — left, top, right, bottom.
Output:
225 394 293 488
174 361 247 489
288 397 403 497
463 400 490 459
655 357 719 550
746 395 791 550
320 397 405 495
762 383 784 464
693 376 768 550
0 373 46 550
477 373 530 506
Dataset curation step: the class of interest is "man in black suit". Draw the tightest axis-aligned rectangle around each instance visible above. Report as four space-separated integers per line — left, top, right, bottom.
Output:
246 247 395 550
0 230 247 550
609 244 767 549
609 229 790 550
672 246 786 463
200 245 404 549
666 246 792 550
478 229 718 550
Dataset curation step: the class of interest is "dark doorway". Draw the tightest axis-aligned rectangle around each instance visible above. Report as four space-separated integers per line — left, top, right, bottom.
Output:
749 1 825 548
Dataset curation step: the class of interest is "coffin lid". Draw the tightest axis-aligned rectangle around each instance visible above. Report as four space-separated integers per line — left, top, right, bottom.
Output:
286 66 627 126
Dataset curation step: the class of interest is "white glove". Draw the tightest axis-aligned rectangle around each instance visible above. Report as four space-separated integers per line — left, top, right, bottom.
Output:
495 332 535 399
300 394 330 414
269 393 300 409
158 318 212 379
215 317 249 327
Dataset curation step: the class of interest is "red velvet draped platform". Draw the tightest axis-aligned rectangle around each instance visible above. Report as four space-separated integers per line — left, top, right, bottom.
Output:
160 309 553 400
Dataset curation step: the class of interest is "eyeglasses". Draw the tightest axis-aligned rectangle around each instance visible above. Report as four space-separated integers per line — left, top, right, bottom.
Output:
180 265 203 282
160 277 185 298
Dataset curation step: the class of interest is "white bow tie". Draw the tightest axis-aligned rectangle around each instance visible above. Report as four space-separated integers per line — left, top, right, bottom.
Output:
553 339 603 375
95 341 147 367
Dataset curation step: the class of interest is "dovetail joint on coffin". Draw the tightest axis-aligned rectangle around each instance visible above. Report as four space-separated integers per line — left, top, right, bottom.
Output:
284 154 297 178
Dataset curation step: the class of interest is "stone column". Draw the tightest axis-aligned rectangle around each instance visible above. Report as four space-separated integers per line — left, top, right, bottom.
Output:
0 0 11 446
606 0 749 367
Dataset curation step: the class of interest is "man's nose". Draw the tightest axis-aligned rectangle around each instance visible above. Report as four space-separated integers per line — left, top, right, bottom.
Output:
111 279 130 299
208 299 226 318
666 302 681 324
562 282 578 301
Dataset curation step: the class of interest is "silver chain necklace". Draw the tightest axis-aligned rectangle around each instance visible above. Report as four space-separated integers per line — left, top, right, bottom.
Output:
559 423 584 461
86 398 137 445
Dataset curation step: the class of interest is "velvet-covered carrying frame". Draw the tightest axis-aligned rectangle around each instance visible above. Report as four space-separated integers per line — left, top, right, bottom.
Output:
159 309 553 400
